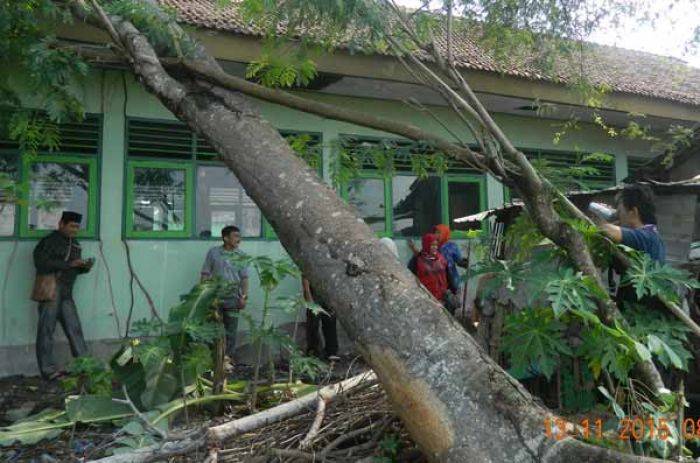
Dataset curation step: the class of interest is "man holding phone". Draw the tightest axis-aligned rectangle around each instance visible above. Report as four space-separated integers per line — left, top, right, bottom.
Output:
33 211 93 380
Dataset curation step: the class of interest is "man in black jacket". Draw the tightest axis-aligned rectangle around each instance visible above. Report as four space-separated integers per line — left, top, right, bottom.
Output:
33 211 93 379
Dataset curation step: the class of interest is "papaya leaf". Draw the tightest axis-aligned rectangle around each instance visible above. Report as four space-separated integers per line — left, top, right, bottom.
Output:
140 355 178 409
0 409 71 447
501 308 571 380
65 395 132 423
622 251 700 303
597 386 625 419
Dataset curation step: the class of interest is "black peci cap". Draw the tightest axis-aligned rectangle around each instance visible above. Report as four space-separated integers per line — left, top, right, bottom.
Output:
60 211 83 224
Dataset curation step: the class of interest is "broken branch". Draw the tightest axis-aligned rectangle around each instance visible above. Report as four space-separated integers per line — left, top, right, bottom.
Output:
298 395 327 450
208 371 378 442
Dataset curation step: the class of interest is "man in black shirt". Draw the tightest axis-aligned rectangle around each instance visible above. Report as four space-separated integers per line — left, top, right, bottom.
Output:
33 211 93 379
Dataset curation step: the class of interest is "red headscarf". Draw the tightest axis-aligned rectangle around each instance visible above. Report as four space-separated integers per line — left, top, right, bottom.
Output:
433 224 451 246
417 233 448 301
421 233 439 257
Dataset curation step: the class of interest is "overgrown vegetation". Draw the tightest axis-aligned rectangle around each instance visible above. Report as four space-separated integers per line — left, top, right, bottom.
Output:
1 0 699 460
481 214 699 458
0 252 326 451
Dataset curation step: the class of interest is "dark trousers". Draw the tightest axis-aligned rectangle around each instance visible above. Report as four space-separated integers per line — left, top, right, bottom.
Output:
36 289 88 378
221 307 239 358
306 307 338 357
444 291 460 315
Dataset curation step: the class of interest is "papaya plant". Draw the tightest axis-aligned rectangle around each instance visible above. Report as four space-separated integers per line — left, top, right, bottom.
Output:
111 278 224 409
226 253 326 410
484 211 697 448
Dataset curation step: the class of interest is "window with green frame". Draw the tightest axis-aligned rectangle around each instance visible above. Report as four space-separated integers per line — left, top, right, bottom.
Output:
124 118 321 239
340 136 486 238
0 114 101 238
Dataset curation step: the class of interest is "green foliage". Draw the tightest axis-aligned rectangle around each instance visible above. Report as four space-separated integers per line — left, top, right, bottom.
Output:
61 356 114 397
568 219 612 268
529 150 614 192
0 409 71 447
597 385 626 419
285 133 322 171
330 139 362 187
597 385 686 459
503 212 549 262
501 308 572 380
626 304 693 371
471 258 528 295
376 433 402 463
560 361 596 412
622 250 700 304
490 245 659 387
0 0 93 211
6 111 60 156
581 152 614 164
230 254 326 386
110 421 159 454
288 355 327 382
656 125 696 167
112 279 227 409
135 338 178 409
572 80 612 110
577 323 637 382
65 395 132 423
246 42 318 88
0 0 87 122
229 253 299 291
544 267 605 317
103 0 191 57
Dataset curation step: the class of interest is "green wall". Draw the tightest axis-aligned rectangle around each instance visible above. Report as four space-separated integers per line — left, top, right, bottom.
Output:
0 69 659 374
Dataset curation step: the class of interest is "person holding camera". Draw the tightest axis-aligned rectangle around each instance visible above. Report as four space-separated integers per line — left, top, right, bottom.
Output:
592 183 666 264
32 211 94 380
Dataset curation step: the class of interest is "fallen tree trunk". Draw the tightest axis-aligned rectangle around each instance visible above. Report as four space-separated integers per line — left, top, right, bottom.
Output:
75 3 667 461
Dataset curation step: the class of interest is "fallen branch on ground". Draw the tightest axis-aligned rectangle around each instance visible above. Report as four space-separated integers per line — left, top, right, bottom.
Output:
112 385 168 441
88 371 377 462
90 435 204 463
298 394 327 449
208 371 378 442
203 448 219 463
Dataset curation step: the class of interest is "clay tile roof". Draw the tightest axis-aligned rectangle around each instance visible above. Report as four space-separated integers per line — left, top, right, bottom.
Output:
160 0 700 107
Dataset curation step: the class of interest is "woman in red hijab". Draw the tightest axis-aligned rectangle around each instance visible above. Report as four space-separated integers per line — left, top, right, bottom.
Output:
410 233 449 303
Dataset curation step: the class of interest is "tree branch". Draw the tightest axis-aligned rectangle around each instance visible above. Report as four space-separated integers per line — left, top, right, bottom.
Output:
113 385 168 440
209 371 377 442
298 395 327 449
181 59 486 171
86 0 128 57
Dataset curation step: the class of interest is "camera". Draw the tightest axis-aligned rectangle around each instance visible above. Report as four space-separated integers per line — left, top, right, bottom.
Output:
588 202 618 222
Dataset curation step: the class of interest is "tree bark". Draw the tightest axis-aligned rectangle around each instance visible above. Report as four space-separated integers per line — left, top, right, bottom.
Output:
76 4 666 461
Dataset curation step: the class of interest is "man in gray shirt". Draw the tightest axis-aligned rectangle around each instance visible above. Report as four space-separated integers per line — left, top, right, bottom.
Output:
201 225 249 368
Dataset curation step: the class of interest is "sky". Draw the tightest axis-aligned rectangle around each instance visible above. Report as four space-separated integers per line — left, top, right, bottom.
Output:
396 0 700 68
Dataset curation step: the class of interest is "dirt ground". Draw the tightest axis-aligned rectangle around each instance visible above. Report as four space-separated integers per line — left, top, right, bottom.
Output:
0 374 109 462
